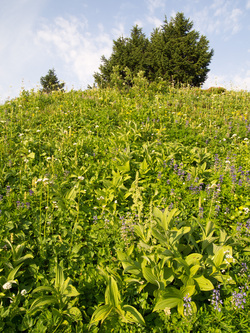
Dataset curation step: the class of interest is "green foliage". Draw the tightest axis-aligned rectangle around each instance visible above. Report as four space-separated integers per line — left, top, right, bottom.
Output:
0 84 249 331
40 68 65 93
94 12 213 88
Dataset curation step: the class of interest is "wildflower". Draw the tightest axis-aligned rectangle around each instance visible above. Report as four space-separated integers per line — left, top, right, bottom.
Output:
78 176 84 180
183 294 192 316
21 289 27 296
3 282 12 290
29 189 34 196
239 263 248 276
211 285 223 312
243 207 249 214
199 206 204 219
232 287 247 309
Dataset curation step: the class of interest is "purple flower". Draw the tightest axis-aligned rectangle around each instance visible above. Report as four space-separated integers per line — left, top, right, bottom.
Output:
232 287 247 309
211 285 223 312
183 294 192 316
29 189 34 196
199 207 204 219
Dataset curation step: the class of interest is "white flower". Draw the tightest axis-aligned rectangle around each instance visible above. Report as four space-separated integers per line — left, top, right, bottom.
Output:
78 176 84 180
244 138 249 141
36 178 42 183
46 157 51 161
36 130 41 133
21 289 27 296
95 125 99 128
243 207 249 214
3 282 12 290
231 134 237 138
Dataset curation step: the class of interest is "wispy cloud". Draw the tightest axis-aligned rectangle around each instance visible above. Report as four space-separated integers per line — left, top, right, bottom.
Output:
204 71 250 91
191 0 243 37
35 16 116 88
146 0 165 15
247 0 250 9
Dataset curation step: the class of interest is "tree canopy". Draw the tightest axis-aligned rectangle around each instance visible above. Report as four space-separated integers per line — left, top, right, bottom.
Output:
40 68 65 93
94 12 214 88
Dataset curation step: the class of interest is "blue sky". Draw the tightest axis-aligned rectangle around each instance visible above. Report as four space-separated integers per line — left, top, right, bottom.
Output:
1 0 250 102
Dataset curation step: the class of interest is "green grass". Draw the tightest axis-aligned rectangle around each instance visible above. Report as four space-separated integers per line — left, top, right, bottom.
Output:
0 82 249 332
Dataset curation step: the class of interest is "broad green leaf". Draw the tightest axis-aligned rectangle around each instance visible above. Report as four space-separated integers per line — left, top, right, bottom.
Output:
151 228 168 245
180 285 195 297
194 275 214 291
185 253 202 266
243 247 250 254
105 276 120 307
63 283 80 297
29 296 58 313
65 184 79 201
139 159 148 174
14 253 34 266
55 263 64 291
123 305 145 326
213 247 225 268
7 263 23 281
190 265 200 277
142 267 160 288
171 227 191 245
117 160 130 173
89 304 113 326
68 307 82 320
32 286 54 294
154 298 181 311
127 244 134 256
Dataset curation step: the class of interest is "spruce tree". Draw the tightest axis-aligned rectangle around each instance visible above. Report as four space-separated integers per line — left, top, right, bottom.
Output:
148 12 214 86
94 12 213 87
40 69 65 93
94 26 149 87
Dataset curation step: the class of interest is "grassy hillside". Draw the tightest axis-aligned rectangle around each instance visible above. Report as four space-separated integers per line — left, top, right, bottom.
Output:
0 83 249 332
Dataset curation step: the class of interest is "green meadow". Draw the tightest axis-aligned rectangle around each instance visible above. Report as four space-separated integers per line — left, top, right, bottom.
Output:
0 81 249 332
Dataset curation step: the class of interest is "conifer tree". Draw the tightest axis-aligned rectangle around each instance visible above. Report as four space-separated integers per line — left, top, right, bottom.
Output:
40 68 65 93
148 12 214 86
94 26 149 87
94 12 213 87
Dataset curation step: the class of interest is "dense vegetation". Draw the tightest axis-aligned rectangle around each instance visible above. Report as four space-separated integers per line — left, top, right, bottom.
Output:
94 12 214 88
0 80 249 332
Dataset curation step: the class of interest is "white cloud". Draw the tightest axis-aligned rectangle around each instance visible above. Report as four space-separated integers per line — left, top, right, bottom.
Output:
203 72 250 91
146 0 165 14
247 0 250 9
146 15 162 28
36 16 114 87
191 0 243 37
